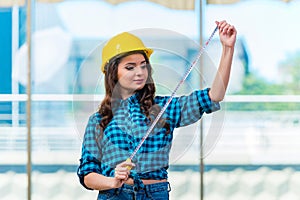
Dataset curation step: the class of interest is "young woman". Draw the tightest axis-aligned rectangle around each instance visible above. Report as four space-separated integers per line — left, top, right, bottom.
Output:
77 20 237 199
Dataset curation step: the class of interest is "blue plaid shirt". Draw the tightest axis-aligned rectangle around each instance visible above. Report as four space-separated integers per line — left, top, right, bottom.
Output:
77 88 220 189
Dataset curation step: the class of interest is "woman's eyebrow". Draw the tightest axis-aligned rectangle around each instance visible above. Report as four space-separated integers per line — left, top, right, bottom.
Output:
125 62 137 66
125 60 146 65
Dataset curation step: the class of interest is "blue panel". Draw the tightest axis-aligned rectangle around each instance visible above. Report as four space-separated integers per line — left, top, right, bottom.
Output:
0 9 12 124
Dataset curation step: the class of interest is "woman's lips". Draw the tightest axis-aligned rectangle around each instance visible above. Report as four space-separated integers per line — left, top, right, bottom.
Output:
134 79 144 84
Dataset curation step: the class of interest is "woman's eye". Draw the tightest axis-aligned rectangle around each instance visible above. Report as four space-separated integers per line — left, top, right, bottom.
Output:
125 66 134 70
141 64 147 69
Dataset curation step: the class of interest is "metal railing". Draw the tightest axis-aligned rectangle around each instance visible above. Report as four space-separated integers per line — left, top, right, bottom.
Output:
2 94 300 102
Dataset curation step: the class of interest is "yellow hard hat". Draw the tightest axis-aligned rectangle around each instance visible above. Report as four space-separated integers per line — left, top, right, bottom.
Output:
101 32 153 73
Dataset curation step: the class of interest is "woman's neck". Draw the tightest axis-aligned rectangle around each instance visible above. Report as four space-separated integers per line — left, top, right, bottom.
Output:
120 91 136 100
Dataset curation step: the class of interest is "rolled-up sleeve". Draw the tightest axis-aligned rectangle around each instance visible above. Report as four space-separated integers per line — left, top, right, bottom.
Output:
197 88 220 114
77 114 102 190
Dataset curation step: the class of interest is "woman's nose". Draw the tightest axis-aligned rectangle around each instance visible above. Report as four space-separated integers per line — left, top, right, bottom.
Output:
135 66 144 75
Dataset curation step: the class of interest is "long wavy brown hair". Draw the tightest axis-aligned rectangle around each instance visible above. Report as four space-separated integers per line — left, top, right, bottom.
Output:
97 50 170 138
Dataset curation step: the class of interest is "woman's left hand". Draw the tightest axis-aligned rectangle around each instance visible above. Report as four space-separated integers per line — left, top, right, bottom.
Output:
216 20 237 48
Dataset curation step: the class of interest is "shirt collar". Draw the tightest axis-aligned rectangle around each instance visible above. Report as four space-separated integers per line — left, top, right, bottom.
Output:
112 93 139 112
126 93 139 104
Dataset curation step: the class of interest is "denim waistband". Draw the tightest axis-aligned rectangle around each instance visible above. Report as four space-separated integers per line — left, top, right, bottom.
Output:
97 182 171 200
121 182 170 193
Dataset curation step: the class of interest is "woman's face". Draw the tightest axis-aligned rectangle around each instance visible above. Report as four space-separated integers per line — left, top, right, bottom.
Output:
117 53 149 99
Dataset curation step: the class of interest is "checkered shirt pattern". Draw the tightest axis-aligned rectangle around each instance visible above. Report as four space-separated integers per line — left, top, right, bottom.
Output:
77 88 220 189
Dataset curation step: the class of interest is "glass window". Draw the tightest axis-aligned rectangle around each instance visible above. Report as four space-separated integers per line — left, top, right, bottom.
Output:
2 0 300 199
204 1 300 199
1 1 202 199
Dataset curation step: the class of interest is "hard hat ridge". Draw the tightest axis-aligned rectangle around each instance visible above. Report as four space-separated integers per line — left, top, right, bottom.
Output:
101 32 153 73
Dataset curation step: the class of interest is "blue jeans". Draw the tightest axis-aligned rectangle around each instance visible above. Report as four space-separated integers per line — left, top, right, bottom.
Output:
97 182 171 200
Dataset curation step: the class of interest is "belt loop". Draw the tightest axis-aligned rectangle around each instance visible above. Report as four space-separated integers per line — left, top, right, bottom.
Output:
133 186 138 200
167 182 172 192
144 184 151 198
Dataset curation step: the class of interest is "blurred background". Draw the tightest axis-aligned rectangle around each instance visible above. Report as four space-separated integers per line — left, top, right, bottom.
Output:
1 0 300 199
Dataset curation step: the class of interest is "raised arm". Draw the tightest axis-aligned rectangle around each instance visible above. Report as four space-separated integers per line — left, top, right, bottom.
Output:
209 20 237 102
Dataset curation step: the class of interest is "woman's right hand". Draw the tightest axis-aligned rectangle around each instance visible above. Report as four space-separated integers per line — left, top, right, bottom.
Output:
112 160 135 188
